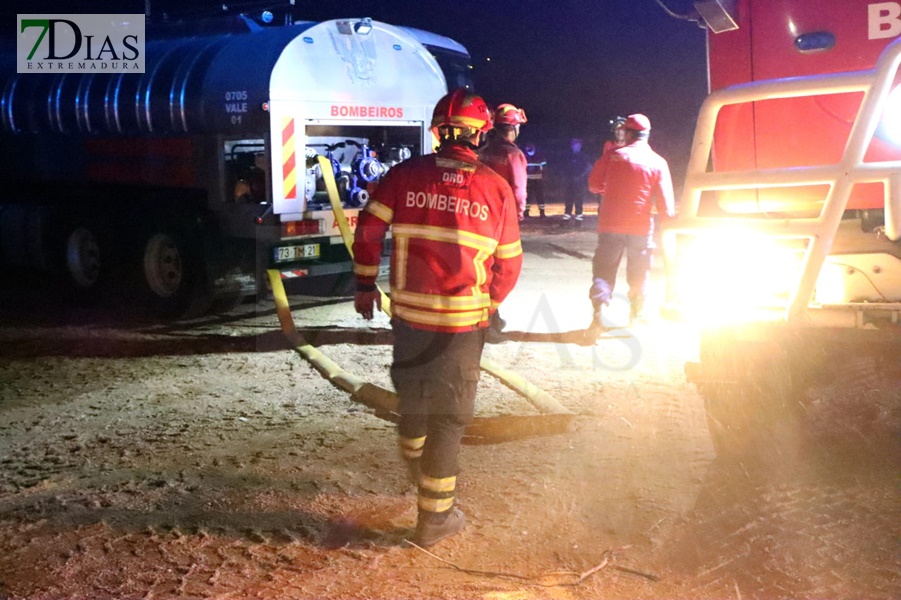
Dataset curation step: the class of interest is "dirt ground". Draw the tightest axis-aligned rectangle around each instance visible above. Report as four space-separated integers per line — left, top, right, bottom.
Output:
0 215 899 600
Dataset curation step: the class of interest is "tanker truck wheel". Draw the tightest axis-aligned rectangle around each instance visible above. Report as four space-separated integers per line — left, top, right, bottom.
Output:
140 226 212 319
58 221 116 304
66 227 102 289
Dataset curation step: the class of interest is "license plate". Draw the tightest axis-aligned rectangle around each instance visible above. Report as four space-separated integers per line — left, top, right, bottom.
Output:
273 243 320 263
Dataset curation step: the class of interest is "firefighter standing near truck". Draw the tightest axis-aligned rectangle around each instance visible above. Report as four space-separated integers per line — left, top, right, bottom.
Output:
478 103 529 221
585 114 675 340
352 89 523 547
478 102 528 334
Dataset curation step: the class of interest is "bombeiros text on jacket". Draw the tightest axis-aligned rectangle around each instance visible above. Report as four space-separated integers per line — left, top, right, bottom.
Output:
404 190 491 221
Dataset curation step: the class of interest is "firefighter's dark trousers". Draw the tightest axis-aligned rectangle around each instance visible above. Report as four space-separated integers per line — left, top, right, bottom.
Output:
564 182 587 216
390 320 486 513
527 180 546 210
588 231 654 312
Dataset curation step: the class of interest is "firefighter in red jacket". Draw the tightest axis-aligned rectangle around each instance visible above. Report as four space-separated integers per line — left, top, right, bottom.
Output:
352 89 523 547
585 114 675 340
478 102 528 334
478 103 529 221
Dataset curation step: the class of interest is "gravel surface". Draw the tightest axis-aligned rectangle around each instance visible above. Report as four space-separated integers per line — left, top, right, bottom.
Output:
1 217 899 599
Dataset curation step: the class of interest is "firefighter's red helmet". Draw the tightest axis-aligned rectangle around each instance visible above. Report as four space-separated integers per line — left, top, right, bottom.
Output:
431 89 493 134
623 114 651 131
494 103 528 126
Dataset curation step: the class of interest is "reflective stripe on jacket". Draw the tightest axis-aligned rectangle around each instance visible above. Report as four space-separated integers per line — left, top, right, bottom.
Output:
352 144 523 332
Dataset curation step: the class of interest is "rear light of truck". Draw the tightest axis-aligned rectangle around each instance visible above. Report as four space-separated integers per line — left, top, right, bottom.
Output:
281 219 323 238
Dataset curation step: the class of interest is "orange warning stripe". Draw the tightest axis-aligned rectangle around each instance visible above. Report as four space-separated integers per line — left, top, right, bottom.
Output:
282 117 296 200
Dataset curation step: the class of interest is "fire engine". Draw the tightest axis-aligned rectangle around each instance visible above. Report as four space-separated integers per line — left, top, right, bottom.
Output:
0 10 473 316
666 1 901 457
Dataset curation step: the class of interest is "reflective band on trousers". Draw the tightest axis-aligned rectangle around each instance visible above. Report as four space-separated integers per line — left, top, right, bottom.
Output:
419 474 456 493
418 496 454 513
400 436 425 459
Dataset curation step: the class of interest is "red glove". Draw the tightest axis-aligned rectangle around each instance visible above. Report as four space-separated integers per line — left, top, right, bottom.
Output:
354 289 382 320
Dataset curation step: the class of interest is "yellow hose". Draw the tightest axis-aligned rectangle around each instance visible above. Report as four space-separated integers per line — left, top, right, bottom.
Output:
315 155 571 416
264 153 573 441
267 269 399 417
267 269 576 441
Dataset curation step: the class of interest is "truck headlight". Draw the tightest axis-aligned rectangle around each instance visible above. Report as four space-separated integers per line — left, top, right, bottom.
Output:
666 231 806 324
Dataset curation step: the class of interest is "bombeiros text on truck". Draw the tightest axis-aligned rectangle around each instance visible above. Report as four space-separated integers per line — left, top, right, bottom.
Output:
0 4 475 317
664 0 901 458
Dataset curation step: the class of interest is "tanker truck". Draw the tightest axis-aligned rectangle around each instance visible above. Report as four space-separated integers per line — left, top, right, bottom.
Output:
0 12 473 317
664 0 901 458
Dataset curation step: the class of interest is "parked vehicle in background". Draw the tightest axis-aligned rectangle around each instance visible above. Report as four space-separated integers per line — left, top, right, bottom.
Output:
0 9 473 317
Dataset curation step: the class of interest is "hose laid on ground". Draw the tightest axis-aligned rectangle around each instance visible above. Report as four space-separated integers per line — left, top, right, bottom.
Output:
267 269 399 421
264 154 575 443
267 269 575 443
315 156 572 417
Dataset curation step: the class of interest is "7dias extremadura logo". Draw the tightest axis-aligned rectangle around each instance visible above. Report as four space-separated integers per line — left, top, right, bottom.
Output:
17 14 145 73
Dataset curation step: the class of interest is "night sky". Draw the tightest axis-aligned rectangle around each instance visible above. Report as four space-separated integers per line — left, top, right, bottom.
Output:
5 0 709 187
257 0 710 184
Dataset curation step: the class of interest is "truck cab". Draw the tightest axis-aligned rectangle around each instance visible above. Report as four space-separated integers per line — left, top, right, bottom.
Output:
666 0 901 458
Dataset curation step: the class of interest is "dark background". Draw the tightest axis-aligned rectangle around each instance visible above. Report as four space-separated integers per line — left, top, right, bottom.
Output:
3 0 709 190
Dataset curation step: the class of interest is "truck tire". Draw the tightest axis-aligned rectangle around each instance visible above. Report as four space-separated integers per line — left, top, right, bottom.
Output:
140 226 212 319
57 218 119 306
700 379 804 465
695 330 806 464
65 226 103 290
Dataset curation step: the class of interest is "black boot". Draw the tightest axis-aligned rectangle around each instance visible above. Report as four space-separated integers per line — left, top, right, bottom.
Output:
413 508 466 547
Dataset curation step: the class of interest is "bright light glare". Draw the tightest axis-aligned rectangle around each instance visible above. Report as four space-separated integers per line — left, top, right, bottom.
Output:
812 261 848 304
879 85 901 145
670 232 804 325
